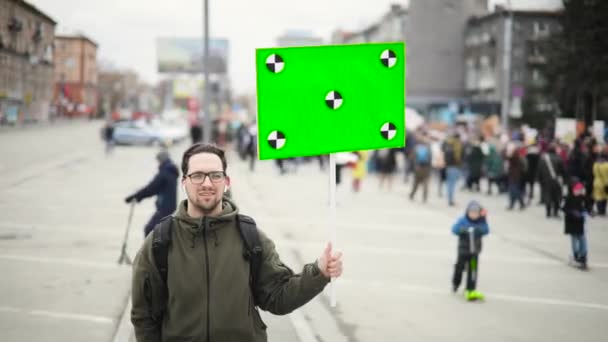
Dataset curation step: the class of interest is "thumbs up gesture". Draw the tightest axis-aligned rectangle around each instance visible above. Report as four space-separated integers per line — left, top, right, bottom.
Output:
317 242 343 279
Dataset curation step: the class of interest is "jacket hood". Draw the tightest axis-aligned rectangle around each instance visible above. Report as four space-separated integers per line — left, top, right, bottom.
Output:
173 196 239 233
160 159 179 177
465 200 484 223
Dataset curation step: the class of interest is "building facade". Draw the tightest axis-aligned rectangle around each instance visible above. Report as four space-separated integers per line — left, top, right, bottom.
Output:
276 30 324 47
332 4 407 45
405 0 488 110
0 0 56 125
465 10 561 122
333 1 486 112
53 35 98 117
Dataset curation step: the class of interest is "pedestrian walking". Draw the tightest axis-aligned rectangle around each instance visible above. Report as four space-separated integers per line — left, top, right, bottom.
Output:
592 151 608 216
190 124 203 144
484 144 504 195
506 149 527 210
409 140 432 202
537 145 566 218
525 143 541 204
102 119 115 155
536 145 567 217
451 200 489 301
442 133 463 206
465 139 484 192
403 132 416 183
375 148 397 191
562 181 589 269
352 151 369 192
131 143 344 341
244 122 258 172
124 150 179 236
430 138 446 197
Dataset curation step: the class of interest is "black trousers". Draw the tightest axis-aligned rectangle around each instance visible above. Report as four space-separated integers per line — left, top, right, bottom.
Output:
544 182 562 217
336 164 344 185
452 253 480 291
597 200 607 216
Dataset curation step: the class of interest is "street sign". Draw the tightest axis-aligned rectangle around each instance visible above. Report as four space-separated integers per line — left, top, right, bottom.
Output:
256 42 406 160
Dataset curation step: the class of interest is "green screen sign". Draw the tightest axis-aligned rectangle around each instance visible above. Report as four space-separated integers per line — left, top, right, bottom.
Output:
256 42 406 160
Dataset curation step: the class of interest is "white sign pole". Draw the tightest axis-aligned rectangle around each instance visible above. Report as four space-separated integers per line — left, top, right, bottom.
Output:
328 153 337 307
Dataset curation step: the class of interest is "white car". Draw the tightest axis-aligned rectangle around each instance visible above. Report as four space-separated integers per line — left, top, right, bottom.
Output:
112 120 187 146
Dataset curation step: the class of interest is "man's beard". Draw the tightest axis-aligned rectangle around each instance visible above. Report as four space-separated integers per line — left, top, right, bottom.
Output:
193 197 222 214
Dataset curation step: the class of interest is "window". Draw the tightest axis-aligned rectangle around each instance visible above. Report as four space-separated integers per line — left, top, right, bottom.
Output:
513 71 522 82
532 68 541 81
65 57 75 69
534 21 550 37
513 47 523 58
482 32 491 43
444 2 456 13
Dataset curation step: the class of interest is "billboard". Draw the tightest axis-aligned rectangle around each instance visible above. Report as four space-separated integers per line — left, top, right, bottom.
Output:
172 76 204 99
157 38 228 74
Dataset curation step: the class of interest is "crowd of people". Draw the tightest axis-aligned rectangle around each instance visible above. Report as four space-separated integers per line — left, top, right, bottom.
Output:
402 126 607 270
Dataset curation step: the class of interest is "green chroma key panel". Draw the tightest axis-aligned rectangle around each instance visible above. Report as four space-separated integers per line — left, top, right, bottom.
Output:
256 42 406 160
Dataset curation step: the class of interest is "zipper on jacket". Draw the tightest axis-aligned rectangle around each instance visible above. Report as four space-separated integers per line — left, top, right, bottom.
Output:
202 216 211 342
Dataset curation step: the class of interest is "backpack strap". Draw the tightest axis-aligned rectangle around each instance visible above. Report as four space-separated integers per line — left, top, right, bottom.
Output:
236 214 263 305
149 215 173 323
150 214 263 311
152 216 173 286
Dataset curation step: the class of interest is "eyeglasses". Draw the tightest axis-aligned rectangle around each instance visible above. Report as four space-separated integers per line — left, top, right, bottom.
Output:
186 171 226 184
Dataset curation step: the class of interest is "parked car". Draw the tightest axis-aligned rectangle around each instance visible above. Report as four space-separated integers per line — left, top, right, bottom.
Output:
112 119 187 146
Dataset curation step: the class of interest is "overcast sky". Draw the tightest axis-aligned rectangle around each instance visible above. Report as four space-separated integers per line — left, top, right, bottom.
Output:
31 0 562 96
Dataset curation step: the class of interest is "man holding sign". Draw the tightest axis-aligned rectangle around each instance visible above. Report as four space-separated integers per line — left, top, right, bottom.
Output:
131 143 343 342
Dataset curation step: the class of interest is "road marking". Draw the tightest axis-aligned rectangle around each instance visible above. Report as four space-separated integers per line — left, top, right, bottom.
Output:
343 279 608 311
0 254 123 269
257 216 575 243
0 306 114 324
279 246 350 342
0 222 129 237
288 310 318 342
112 295 133 342
0 153 87 189
273 238 608 268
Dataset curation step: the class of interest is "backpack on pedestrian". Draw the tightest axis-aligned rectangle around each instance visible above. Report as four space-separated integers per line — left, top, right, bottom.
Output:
443 140 461 166
414 144 431 166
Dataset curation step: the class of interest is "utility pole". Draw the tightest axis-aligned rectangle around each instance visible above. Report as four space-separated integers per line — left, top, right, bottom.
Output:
501 1 513 131
201 0 211 143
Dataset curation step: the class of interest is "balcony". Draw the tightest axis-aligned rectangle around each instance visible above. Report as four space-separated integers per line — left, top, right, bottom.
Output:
527 55 546 64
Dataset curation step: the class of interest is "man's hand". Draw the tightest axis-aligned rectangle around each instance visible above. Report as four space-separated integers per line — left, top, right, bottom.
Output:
124 194 138 204
317 242 343 279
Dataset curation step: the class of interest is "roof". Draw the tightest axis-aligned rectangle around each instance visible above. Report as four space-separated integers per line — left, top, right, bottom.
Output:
55 35 99 47
468 10 562 26
17 0 57 25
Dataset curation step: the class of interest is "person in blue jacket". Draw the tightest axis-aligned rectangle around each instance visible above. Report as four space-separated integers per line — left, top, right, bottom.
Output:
125 150 179 236
451 200 490 301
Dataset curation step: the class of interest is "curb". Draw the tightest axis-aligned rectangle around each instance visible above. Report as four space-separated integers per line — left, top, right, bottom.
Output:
112 293 133 342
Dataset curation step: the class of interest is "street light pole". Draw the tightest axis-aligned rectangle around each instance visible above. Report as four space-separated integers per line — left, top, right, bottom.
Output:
202 0 211 143
501 1 513 131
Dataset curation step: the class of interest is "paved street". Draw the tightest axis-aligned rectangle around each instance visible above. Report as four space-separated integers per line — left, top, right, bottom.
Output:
1 121 608 341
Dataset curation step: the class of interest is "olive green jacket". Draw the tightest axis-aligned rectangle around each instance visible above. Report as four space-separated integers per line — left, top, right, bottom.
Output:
131 198 329 342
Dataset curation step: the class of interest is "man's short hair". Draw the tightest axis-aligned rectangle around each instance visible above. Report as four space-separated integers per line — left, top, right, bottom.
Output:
181 143 227 177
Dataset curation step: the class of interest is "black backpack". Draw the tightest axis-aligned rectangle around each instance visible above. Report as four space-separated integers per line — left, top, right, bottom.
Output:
151 214 263 310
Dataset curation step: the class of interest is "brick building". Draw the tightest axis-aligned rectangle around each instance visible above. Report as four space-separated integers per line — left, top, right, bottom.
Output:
54 35 98 117
0 0 56 124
